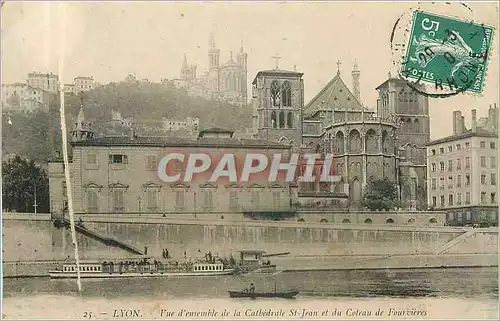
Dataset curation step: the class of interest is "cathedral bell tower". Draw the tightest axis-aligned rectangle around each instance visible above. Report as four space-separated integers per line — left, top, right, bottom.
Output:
238 42 248 105
71 94 94 142
375 73 430 210
208 33 220 70
252 60 304 146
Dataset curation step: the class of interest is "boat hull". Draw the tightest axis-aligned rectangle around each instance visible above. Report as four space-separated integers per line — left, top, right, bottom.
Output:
228 291 299 299
49 269 235 279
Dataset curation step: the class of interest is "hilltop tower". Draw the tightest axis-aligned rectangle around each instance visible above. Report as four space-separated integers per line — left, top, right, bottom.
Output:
71 94 94 142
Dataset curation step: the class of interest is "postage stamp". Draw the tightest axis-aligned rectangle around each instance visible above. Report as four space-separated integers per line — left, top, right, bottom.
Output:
400 10 494 94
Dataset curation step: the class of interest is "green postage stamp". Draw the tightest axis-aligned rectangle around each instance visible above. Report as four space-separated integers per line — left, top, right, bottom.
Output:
402 10 494 94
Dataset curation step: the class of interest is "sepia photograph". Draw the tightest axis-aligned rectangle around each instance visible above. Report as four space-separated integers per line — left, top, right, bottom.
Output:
1 1 498 319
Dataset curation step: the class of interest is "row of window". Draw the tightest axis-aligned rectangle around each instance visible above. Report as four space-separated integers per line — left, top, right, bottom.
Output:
432 192 497 207
314 217 437 224
431 173 496 189
193 265 223 271
63 265 101 272
431 140 496 155
431 156 496 172
85 189 284 212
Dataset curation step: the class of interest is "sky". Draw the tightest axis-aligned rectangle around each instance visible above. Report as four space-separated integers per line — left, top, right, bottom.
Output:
1 1 499 139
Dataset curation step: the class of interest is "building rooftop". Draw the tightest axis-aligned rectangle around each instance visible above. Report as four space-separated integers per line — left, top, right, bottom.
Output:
304 72 368 117
199 127 234 138
252 69 304 84
70 135 290 149
426 129 498 146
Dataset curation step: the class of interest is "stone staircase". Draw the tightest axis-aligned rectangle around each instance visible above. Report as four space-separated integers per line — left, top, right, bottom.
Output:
56 218 145 255
434 229 476 255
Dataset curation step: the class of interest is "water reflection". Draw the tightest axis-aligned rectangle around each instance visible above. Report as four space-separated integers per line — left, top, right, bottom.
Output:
4 267 498 300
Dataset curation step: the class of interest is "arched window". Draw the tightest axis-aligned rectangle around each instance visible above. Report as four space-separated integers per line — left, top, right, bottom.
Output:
429 218 437 224
297 218 305 222
335 131 345 154
279 111 285 128
342 219 351 223
365 129 377 153
281 81 292 107
287 112 293 128
364 218 372 224
386 218 395 224
270 81 281 107
408 218 416 224
348 129 361 153
271 111 277 128
381 130 389 153
320 219 328 223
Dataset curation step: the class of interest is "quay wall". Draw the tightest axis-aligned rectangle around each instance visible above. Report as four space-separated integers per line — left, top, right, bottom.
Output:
2 213 497 264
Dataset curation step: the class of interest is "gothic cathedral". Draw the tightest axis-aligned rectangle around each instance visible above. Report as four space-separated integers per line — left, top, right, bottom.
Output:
251 63 430 210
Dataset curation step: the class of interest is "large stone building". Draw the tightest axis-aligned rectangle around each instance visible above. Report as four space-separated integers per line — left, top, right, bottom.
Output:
169 34 248 107
27 72 59 92
252 63 430 210
1 82 48 113
48 107 294 216
426 106 498 226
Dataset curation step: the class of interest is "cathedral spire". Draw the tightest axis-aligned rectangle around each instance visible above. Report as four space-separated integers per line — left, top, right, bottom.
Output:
209 32 215 48
336 59 342 75
183 54 188 68
240 40 244 52
352 59 361 103
72 93 93 142
77 94 85 127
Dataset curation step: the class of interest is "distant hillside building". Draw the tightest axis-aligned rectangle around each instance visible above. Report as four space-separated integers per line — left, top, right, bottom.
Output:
74 76 95 92
162 117 199 133
111 110 134 128
63 76 95 94
27 72 59 92
169 34 248 107
426 106 498 226
1 82 48 113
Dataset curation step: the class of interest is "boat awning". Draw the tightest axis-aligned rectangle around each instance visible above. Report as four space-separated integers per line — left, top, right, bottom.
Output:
239 250 267 254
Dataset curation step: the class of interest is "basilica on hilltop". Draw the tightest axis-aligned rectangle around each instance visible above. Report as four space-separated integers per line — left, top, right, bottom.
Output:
252 60 430 210
169 34 248 107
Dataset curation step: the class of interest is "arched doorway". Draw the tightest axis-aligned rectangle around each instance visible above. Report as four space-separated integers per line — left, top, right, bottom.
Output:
386 218 395 224
350 178 362 204
364 218 372 224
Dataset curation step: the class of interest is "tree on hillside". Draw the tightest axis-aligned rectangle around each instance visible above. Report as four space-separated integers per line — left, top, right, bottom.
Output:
2 155 50 213
6 92 20 108
361 178 401 211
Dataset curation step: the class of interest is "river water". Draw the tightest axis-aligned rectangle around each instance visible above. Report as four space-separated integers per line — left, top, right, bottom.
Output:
2 267 498 319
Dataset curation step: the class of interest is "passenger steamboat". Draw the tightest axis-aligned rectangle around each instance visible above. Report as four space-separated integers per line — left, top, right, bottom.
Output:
49 257 235 279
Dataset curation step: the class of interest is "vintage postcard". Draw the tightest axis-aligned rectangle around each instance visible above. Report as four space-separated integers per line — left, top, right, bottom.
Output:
1 1 498 320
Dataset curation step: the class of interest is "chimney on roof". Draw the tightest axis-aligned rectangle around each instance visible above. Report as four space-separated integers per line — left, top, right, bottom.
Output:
460 116 466 132
452 111 463 135
488 104 498 131
471 109 477 133
130 127 136 140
